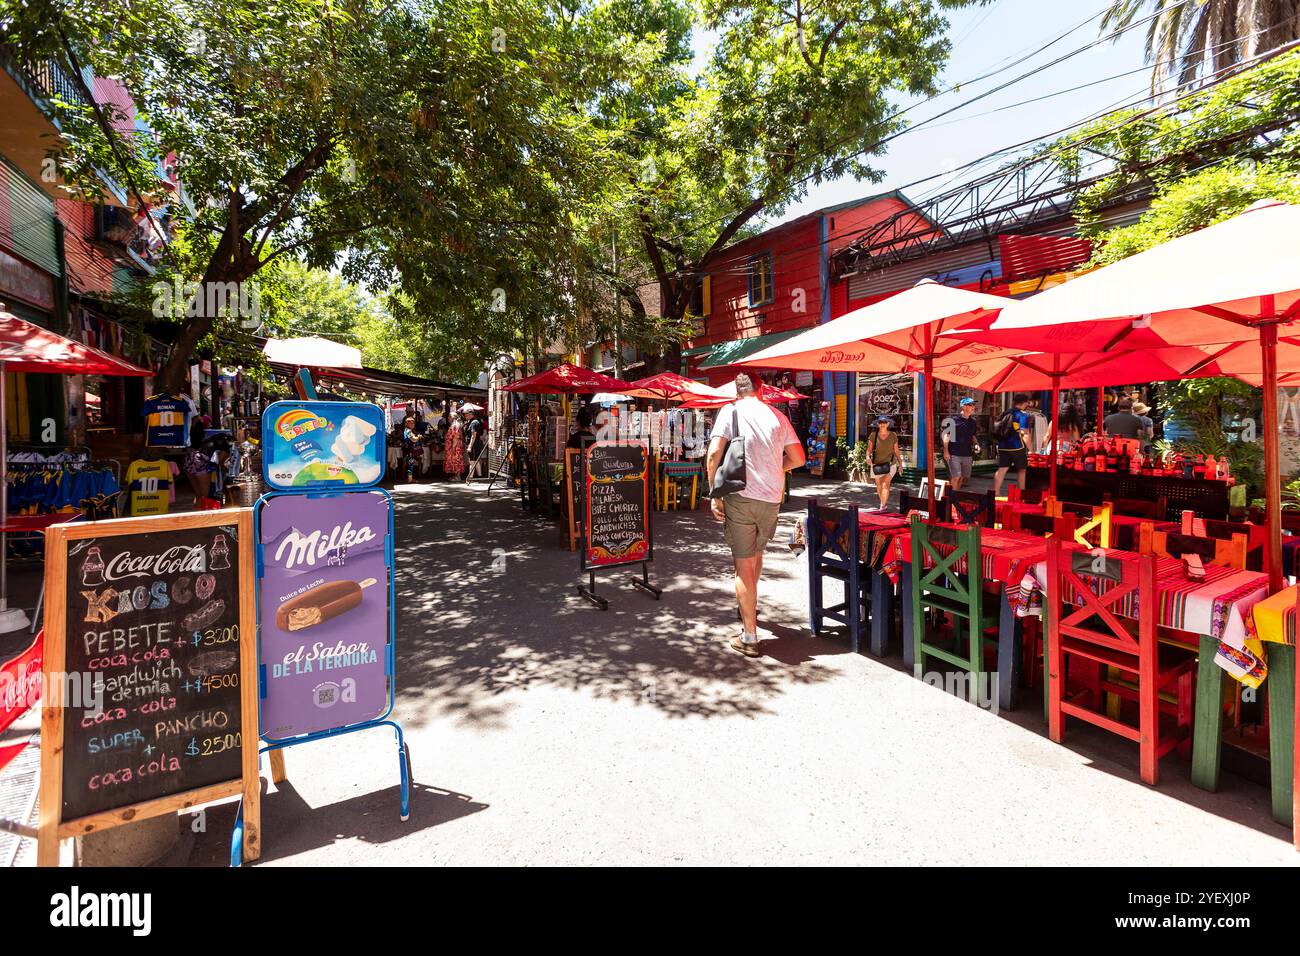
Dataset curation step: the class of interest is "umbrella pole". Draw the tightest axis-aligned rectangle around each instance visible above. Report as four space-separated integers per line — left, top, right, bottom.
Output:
1 360 6 613
1049 379 1061 499
1261 316 1283 593
924 356 935 516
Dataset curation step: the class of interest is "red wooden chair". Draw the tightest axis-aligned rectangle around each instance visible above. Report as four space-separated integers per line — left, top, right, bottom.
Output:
1044 540 1196 785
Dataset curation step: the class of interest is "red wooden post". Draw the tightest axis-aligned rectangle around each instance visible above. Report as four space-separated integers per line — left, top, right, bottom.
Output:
1260 309 1284 594
924 354 936 517
1049 378 1061 499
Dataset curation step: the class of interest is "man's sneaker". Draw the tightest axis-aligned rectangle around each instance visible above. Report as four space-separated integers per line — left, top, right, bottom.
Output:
729 636 760 658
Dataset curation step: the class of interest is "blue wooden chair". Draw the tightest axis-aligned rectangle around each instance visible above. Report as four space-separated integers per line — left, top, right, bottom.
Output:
807 498 863 653
947 489 996 527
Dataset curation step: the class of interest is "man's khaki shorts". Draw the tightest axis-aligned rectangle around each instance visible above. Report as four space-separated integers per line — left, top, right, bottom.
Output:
723 494 781 560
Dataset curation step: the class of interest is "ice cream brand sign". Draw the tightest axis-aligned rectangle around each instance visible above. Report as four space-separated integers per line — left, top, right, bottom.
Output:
275 410 330 441
274 522 377 570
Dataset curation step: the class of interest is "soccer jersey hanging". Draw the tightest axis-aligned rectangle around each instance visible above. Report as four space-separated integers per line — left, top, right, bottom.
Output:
141 393 195 447
126 457 172 515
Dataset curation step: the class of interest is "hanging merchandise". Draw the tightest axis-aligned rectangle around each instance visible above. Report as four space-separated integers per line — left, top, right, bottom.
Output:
125 456 172 515
141 392 197 447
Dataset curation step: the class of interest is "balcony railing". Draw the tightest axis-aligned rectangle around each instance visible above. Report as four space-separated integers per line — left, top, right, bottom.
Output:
0 44 91 114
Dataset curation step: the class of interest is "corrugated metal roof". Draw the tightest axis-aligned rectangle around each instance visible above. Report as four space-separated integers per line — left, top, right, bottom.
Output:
846 241 999 301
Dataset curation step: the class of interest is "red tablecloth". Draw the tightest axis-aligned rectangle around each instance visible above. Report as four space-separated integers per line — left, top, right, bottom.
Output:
0 512 81 533
895 524 1052 588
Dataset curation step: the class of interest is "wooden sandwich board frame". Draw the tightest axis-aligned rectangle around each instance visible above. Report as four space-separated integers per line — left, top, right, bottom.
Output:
37 508 261 866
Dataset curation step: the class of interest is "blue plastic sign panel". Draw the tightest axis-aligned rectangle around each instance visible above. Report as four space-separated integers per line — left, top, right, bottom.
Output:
262 400 387 491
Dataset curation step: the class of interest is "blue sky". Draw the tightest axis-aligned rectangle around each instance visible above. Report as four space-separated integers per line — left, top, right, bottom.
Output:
699 0 1153 228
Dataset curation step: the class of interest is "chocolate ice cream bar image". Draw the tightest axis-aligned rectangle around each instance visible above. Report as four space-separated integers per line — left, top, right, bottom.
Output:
276 577 378 631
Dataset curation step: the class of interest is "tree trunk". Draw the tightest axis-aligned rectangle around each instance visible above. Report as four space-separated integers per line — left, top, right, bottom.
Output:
152 237 258 395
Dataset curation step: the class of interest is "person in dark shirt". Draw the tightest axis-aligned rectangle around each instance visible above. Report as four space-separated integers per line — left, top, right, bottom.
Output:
941 397 981 490
463 409 486 481
1103 399 1144 439
566 405 596 450
993 393 1033 497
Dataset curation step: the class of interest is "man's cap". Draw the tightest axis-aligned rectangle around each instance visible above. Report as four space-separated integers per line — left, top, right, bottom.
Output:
959 397 976 406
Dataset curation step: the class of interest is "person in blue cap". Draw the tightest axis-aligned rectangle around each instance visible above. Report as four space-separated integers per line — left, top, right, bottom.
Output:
941 397 981 490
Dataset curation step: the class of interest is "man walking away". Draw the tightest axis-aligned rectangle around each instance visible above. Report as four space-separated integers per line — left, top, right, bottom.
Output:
1104 399 1144 439
992 393 1033 497
707 374 805 658
942 397 980 490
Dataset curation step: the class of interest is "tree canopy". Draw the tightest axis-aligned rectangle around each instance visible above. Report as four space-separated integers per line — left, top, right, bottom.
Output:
2 0 987 384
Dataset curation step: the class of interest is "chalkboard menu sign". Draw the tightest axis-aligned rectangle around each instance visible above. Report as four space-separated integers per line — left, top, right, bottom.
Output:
39 510 260 867
581 441 651 570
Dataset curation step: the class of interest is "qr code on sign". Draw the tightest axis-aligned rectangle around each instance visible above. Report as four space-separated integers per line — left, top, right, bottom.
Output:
312 682 340 708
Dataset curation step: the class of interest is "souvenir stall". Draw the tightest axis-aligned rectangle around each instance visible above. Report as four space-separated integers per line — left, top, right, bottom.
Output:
0 309 151 634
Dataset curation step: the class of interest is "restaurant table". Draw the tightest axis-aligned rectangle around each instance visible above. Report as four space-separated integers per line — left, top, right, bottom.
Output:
1248 586 1298 826
855 511 911 656
1018 549 1274 804
895 524 1054 711
656 459 704 510
1023 465 1232 520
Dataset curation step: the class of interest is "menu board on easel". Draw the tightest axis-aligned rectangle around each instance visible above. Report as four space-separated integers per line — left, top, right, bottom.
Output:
37 509 260 866
580 442 651 571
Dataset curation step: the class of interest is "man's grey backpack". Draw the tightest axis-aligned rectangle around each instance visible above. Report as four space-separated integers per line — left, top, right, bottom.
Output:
707 406 747 498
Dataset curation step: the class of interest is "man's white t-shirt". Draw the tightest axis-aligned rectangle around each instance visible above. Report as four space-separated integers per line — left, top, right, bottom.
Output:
710 397 799 504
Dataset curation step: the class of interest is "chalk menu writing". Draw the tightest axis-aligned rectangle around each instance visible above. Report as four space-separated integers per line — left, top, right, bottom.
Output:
60 525 243 820
582 442 650 569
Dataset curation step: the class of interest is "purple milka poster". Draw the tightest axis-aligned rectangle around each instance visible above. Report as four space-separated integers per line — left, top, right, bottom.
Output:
257 491 391 739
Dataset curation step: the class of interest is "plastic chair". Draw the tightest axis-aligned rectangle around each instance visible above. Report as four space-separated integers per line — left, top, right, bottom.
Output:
909 517 999 702
807 498 863 652
1045 540 1196 785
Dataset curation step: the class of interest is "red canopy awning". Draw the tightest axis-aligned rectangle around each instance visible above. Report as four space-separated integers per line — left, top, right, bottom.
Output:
502 362 628 394
0 310 151 376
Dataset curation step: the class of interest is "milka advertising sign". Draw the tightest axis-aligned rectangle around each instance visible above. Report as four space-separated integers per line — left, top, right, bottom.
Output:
257 492 390 739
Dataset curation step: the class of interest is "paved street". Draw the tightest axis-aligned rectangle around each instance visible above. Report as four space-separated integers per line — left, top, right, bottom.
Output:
175 477 1295 866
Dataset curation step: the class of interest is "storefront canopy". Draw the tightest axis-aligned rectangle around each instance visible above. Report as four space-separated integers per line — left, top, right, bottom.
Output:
262 335 362 369
697 329 806 369
0 310 152 376
268 360 484 401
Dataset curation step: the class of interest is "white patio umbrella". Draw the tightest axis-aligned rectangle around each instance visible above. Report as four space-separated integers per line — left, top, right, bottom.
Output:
738 279 1021 514
948 199 1300 591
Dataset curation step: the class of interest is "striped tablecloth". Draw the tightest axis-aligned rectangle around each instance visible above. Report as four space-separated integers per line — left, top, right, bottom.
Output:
1018 550 1270 686
856 512 911 581
1251 584 1299 647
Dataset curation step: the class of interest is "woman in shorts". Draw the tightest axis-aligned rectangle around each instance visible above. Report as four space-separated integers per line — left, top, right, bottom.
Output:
865 415 904 509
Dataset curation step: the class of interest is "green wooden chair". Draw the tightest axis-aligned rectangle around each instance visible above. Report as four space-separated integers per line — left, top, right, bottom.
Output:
909 517 1000 704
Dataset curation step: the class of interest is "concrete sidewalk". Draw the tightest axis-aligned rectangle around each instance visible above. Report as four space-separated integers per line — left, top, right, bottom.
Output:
163 474 1297 866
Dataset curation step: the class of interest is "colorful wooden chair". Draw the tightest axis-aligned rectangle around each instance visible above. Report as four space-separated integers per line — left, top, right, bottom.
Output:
1138 524 1248 570
1010 510 1078 540
909 517 999 703
807 498 864 652
1045 498 1112 548
947 489 996 527
1104 495 1166 521
1044 540 1196 785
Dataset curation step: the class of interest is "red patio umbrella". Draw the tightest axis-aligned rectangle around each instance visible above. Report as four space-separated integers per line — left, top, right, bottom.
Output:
678 380 806 409
618 371 724 403
736 279 1020 513
948 199 1300 592
501 362 629 394
0 309 152 631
